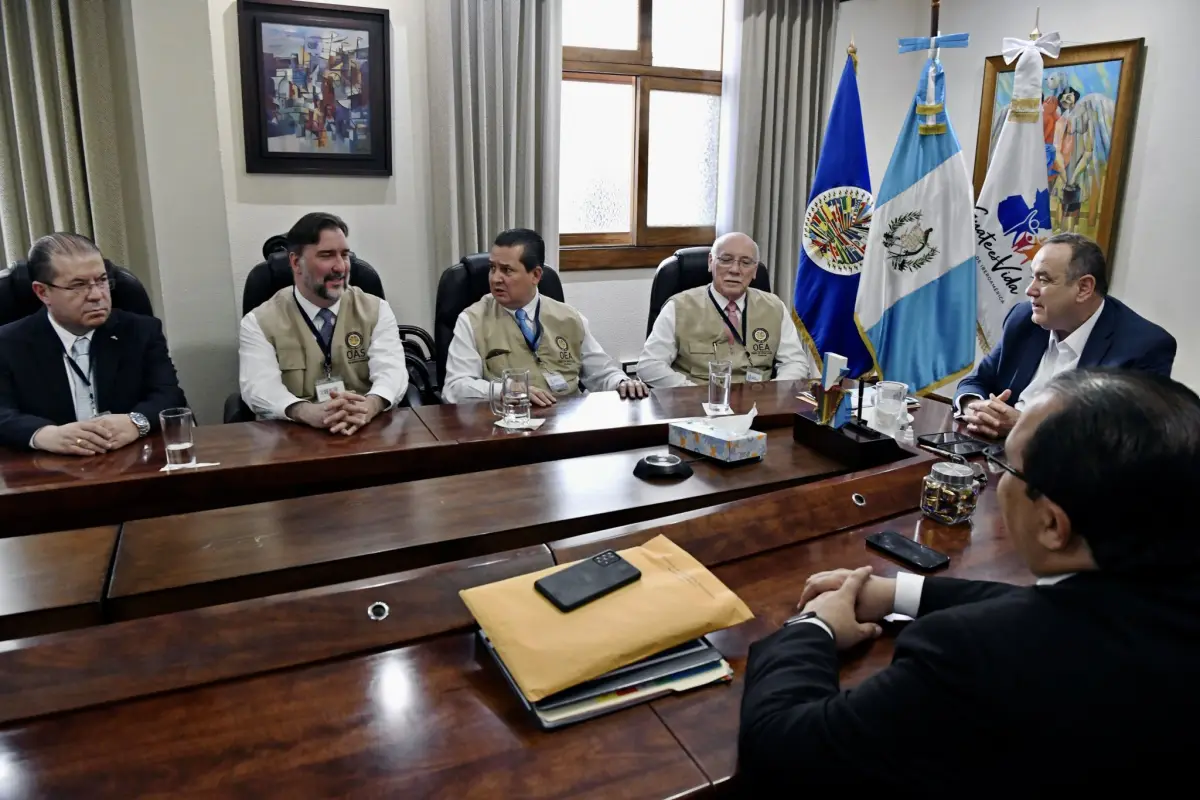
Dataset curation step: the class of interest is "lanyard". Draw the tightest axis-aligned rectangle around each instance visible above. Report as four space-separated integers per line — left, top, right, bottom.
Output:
64 350 92 387
708 290 748 347
294 294 334 377
516 299 543 354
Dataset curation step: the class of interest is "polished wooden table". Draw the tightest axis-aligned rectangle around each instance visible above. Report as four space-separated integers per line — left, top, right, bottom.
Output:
0 445 1013 798
0 383 816 537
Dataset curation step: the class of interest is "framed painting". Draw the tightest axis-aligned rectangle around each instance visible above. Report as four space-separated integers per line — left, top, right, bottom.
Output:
237 0 391 176
972 38 1144 259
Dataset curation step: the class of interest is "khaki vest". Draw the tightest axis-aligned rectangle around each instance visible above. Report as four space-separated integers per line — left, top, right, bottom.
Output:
670 286 786 384
465 293 586 395
253 285 380 400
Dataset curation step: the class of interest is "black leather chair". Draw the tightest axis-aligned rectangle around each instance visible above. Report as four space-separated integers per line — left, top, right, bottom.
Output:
645 246 771 336
433 253 566 387
0 259 154 325
223 240 426 422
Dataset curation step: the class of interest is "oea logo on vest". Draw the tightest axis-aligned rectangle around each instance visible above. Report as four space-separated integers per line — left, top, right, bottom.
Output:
554 335 574 363
750 326 773 355
802 186 874 275
345 331 368 362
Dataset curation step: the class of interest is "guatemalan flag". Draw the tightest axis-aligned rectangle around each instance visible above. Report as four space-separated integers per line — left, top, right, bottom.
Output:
793 52 874 378
854 33 977 396
974 33 1061 354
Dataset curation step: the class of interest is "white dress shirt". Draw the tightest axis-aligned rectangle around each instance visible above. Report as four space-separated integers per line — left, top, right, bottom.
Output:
956 300 1105 412
442 290 630 403
238 288 409 419
30 316 98 448
637 285 814 388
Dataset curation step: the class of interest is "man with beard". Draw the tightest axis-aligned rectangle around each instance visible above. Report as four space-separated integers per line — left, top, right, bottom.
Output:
239 212 408 435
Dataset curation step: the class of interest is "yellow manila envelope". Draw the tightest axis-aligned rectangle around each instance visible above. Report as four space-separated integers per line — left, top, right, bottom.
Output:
459 535 754 702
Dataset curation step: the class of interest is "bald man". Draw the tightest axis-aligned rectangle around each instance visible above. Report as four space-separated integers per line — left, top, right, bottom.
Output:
637 233 814 387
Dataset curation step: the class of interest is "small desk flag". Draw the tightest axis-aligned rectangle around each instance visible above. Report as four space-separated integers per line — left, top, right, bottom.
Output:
854 33 977 396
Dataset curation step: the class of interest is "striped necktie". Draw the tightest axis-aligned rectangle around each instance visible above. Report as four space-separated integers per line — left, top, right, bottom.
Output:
69 336 95 420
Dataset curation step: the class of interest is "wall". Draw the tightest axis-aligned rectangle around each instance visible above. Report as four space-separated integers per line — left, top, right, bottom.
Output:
839 0 1200 389
561 269 657 366
207 0 435 333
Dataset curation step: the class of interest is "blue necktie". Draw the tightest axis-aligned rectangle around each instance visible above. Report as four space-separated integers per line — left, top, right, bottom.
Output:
514 308 537 348
315 308 336 349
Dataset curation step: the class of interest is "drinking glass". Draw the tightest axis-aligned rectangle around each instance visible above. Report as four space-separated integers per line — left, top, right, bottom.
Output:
489 368 532 425
159 407 196 467
874 380 908 432
708 360 733 412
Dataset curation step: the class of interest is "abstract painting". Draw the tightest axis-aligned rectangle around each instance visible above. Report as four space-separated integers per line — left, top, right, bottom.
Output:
238 0 391 176
972 39 1143 259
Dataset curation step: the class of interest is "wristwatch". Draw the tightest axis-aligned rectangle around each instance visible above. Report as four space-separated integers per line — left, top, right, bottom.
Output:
128 412 151 438
783 610 823 627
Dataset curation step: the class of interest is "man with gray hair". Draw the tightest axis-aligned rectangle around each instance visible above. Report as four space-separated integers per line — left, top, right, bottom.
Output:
637 232 814 387
957 231 1175 439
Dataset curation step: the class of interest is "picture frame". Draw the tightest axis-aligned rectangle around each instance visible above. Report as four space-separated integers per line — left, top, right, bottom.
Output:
237 0 391 176
972 38 1144 261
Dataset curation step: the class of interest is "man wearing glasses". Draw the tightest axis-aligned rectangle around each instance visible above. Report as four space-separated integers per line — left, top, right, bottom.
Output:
637 232 814 387
738 368 1200 789
0 233 186 454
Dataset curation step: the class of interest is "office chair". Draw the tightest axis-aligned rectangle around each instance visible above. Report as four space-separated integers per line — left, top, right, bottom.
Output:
433 253 566 387
645 246 771 336
0 259 154 326
223 238 428 422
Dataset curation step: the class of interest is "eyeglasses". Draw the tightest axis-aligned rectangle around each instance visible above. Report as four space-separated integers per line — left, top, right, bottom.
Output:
715 255 758 268
41 277 114 295
983 445 1028 483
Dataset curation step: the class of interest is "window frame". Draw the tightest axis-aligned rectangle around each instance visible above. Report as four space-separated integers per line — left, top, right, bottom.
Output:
561 0 724 271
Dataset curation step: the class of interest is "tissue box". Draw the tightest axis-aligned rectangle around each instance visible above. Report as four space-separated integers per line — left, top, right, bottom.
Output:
668 420 767 463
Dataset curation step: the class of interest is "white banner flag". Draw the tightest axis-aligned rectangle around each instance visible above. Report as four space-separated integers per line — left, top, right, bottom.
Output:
974 33 1062 353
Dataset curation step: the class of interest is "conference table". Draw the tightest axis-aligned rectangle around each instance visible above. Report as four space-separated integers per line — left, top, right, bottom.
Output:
0 381 1007 797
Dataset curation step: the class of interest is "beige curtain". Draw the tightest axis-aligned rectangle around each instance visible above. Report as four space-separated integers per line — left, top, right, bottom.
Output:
425 0 560 271
716 0 839 305
0 0 127 267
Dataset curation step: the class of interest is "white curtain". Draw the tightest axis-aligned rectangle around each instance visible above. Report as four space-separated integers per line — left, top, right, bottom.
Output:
0 0 127 266
716 0 839 305
426 0 561 271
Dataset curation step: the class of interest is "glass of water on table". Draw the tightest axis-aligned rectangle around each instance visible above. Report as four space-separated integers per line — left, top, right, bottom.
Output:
159 407 196 467
873 381 908 432
708 360 733 414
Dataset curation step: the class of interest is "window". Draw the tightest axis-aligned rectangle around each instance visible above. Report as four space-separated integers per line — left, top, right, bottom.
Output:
560 0 725 270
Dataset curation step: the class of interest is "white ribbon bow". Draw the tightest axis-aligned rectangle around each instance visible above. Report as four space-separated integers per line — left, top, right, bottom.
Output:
1002 32 1062 65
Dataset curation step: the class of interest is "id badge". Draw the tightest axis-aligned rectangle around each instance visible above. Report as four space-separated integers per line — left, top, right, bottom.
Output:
315 376 346 403
745 367 766 383
543 370 570 394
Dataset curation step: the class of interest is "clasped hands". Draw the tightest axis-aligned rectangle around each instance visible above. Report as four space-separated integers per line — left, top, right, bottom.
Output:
288 390 385 435
962 389 1020 439
32 414 141 456
795 566 899 650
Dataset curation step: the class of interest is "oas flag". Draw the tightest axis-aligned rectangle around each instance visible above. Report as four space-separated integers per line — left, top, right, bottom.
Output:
793 52 874 378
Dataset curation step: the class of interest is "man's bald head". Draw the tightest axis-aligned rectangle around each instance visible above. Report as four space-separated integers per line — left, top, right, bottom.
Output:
709 232 760 301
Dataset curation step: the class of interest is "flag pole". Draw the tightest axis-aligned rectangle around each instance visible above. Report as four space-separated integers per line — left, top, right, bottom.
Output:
1030 6 1042 39
930 0 940 38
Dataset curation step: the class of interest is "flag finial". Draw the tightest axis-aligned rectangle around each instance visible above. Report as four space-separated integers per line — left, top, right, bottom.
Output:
848 35 858 71
1030 6 1042 40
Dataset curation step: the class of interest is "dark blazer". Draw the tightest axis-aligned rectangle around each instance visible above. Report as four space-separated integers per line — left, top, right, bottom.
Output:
958 297 1176 405
0 308 187 449
738 573 1200 791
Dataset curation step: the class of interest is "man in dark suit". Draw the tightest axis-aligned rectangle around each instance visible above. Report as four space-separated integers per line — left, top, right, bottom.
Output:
957 232 1174 438
0 233 186 454
738 368 1200 790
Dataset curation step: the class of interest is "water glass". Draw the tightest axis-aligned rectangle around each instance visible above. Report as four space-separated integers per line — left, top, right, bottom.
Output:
708 360 733 412
489 368 532 425
874 380 908 432
159 407 196 467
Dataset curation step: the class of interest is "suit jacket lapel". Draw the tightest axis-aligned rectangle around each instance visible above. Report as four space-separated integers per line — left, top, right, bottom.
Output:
1011 328 1049 402
32 310 78 423
1077 302 1116 368
89 314 122 413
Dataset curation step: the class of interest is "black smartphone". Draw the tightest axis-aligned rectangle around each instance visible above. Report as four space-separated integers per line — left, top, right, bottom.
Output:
865 531 950 572
534 550 642 612
917 431 989 458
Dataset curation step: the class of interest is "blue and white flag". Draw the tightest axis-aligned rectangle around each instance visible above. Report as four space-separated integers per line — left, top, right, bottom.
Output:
974 32 1061 353
794 53 874 378
854 33 976 396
